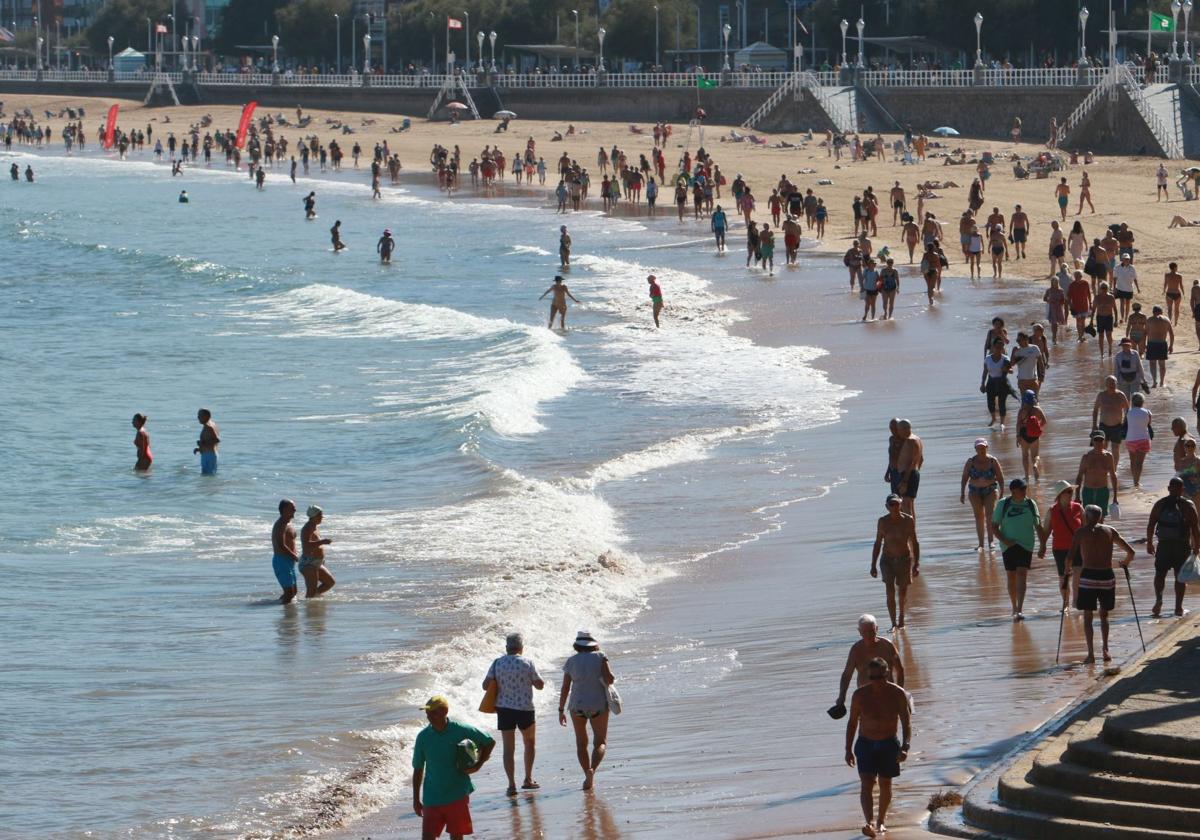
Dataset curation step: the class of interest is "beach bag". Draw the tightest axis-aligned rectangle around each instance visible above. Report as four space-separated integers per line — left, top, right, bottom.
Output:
479 680 498 714
1108 501 1121 521
606 684 623 715
1179 553 1200 584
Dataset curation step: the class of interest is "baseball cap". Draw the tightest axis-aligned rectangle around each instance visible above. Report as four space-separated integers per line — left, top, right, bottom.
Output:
421 695 449 712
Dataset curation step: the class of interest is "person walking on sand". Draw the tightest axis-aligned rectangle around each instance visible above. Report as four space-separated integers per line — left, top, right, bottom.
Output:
558 225 571 268
1113 338 1146 404
647 274 664 328
833 614 905 718
981 338 1013 429
1145 305 1174 387
1046 480 1085 611
962 438 1004 551
330 220 346 253
1093 375 1130 469
194 409 220 475
376 229 395 264
994 478 1046 620
1146 477 1200 618
892 420 923 521
870 495 920 631
1016 391 1047 481
1067 270 1093 342
1077 170 1095 214
271 499 300 605
412 695 496 840
299 505 335 598
1124 392 1153 488
539 275 580 330
1064 505 1135 663
132 413 152 471
1055 177 1070 221
1157 163 1170 201
711 205 728 253
558 630 617 791
1077 431 1120 518
1164 263 1185 324
845 656 912 839
482 632 545 797
1112 253 1139 324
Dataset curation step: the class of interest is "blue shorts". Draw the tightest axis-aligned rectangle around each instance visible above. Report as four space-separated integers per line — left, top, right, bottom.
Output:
855 736 902 778
200 451 218 475
273 554 297 590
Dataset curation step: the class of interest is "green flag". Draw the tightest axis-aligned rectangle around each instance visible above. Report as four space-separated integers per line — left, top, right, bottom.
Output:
697 75 718 89
1151 11 1174 31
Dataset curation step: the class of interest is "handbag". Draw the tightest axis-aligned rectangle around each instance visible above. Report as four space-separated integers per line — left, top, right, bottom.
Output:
606 683 623 715
479 660 499 713
1180 553 1200 584
1084 318 1097 337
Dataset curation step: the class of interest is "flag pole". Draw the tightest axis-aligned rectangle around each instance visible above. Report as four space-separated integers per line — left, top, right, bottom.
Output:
1148 7 1152 60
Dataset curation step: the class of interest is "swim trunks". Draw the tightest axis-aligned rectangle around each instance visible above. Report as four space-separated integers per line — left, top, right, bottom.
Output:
854 736 902 778
880 554 913 587
496 707 536 732
422 796 473 837
1097 423 1125 443
1076 567 1116 611
890 468 920 499
1146 340 1169 361
1013 229 1027 243
1155 539 1191 575
1081 486 1111 515
298 555 325 572
1096 315 1114 333
272 553 297 590
1002 544 1033 571
200 451 218 475
1058 195 1069 208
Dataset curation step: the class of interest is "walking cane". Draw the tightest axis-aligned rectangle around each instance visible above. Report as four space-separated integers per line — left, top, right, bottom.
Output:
1056 574 1068 663
1123 565 1147 654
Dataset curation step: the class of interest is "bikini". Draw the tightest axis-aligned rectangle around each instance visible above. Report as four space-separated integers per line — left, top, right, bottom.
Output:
967 457 999 498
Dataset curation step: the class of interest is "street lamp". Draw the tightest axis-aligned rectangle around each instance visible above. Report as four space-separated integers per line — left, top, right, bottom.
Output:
598 26 606 71
166 14 174 67
1078 6 1089 66
351 15 356 71
36 36 42 70
572 9 579 69
191 35 199 71
334 14 340 72
653 5 659 69
489 30 497 72
1185 0 1194 60
1173 0 1183 60
363 33 370 74
855 17 864 69
271 34 279 72
107 35 114 70
464 11 470 72
476 31 484 72
722 22 731 71
839 18 848 67
973 12 983 68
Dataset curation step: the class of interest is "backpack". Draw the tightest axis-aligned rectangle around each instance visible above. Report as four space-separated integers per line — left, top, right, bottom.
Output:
1024 413 1044 439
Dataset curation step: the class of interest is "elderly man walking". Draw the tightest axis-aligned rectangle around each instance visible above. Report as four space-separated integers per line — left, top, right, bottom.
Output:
482 632 545 797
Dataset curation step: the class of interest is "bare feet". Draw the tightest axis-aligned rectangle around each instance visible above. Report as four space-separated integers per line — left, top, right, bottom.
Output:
506 786 518 797
877 823 888 834
1083 654 1096 664
1103 648 1112 662
1152 602 1163 618
862 824 877 838
582 771 594 791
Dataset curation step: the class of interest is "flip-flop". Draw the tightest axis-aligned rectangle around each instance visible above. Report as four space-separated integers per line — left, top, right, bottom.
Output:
521 781 541 790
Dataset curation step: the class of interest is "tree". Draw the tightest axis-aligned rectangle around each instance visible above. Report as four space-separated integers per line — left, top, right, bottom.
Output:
214 0 287 55
85 0 170 56
276 0 352 64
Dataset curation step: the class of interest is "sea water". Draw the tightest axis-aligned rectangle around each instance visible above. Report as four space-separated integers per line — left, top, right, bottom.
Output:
0 150 850 837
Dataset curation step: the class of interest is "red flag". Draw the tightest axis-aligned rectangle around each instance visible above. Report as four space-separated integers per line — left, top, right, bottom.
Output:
155 23 167 34
103 104 119 149
447 17 463 29
235 101 257 149
796 16 808 35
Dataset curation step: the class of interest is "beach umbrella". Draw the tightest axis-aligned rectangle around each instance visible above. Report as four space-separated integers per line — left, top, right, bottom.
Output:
932 126 960 136
445 102 470 110
494 110 517 119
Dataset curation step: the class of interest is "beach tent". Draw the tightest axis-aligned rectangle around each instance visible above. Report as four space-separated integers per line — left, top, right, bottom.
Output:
113 47 145 73
733 41 787 70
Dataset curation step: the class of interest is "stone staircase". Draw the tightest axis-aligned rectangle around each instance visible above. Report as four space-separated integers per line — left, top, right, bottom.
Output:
1142 84 1187 159
741 72 856 134
937 622 1200 840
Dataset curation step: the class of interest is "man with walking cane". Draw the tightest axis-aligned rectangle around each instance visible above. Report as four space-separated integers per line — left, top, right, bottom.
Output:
1064 505 1138 664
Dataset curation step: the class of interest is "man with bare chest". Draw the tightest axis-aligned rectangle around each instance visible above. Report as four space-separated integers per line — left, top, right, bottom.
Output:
271 499 300 604
1144 305 1174 387
1092 282 1117 356
871 495 920 630
892 420 923 519
1076 431 1120 517
846 657 912 838
1065 505 1136 663
1092 376 1130 468
538 275 581 330
834 614 905 716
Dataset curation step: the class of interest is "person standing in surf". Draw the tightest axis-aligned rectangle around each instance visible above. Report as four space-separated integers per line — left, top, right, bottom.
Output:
559 225 572 268
303 191 316 219
132 413 152 471
647 274 664 328
299 505 335 598
539 275 580 330
845 656 912 839
711 205 728 253
271 499 300 605
376 229 395 264
194 409 220 475
330 220 346 253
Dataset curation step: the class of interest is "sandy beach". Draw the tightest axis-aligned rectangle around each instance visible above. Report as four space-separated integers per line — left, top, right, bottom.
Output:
8 92 1200 839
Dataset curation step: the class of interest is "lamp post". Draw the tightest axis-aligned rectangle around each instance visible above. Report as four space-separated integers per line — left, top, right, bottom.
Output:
855 17 864 69
722 22 731 71
191 35 199 71
1078 6 1089 66
36 35 42 69
146 17 151 53
476 31 484 72
270 34 278 72
363 33 370 74
1185 0 1194 60
572 9 579 69
735 0 742 50
166 14 173 68
1173 0 1183 60
598 26 606 71
653 4 659 69
107 34 113 69
839 18 848 67
464 11 470 72
974 12 983 68
489 30 497 72
334 14 340 72
351 16 355 72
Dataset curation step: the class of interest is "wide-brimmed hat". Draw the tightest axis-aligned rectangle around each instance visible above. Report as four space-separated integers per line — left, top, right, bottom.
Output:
1051 479 1074 499
574 630 599 649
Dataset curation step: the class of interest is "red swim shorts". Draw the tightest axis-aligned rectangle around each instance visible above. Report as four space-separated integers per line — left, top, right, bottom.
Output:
423 795 473 837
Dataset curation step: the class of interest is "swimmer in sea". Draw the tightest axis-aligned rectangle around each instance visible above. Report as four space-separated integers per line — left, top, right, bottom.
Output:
559 225 572 268
194 409 220 474
299 505 336 598
331 220 346 252
178 190 189 203
539 275 581 330
303 191 316 219
132 413 152 471
377 228 395 264
272 499 300 605
647 274 664 328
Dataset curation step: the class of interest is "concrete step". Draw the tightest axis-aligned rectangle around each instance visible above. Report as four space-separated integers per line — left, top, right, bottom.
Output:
998 753 1200 833
1030 733 1200 808
1068 724 1200 784
1101 694 1200 760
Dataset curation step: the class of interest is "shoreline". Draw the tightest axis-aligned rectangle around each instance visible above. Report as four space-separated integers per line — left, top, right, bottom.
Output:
7 97 1199 839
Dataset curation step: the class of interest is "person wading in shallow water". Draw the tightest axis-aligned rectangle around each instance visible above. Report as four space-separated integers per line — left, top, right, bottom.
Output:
833 613 905 718
870 495 920 631
1065 504 1136 664
845 656 912 839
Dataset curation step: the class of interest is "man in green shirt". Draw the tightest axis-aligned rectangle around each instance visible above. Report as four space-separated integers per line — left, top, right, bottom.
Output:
412 695 496 839
992 478 1047 621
